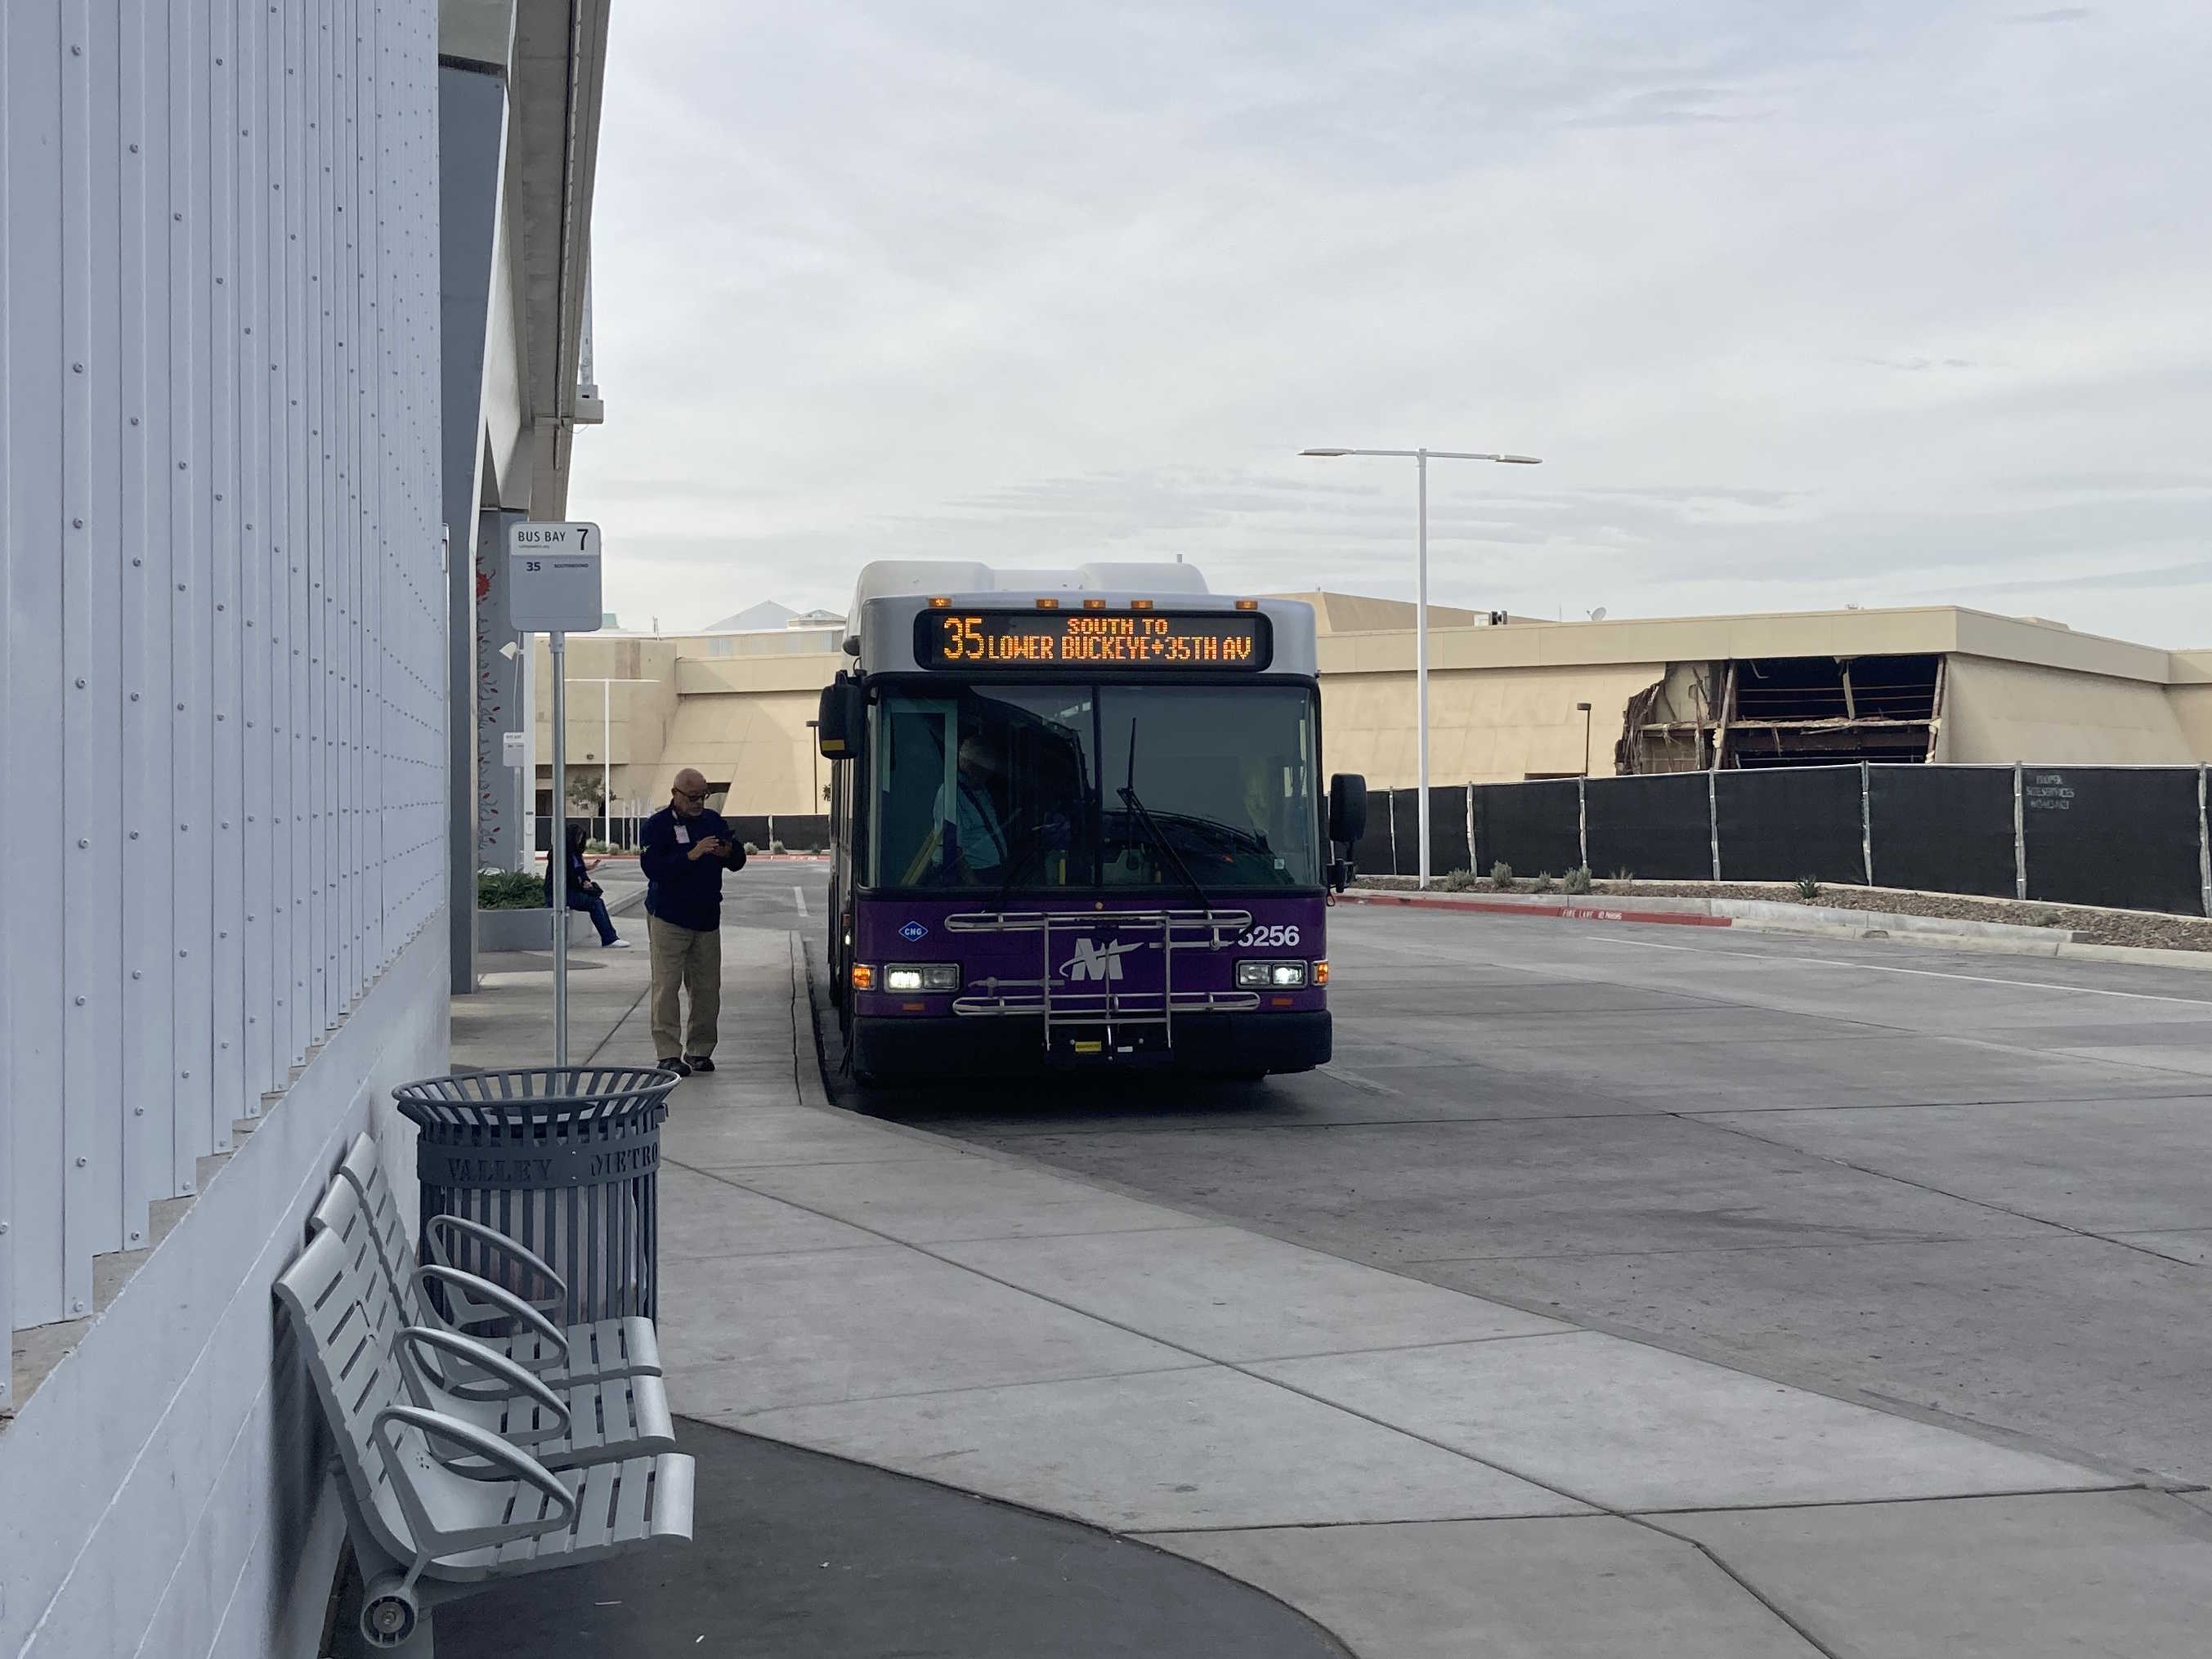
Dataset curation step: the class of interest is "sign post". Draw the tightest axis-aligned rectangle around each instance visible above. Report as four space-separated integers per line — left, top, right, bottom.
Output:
508 521 604 1068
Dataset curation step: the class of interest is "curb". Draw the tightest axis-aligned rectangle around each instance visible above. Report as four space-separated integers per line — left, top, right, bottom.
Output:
1339 890 1733 929
1342 888 2212 973
1708 896 2062 946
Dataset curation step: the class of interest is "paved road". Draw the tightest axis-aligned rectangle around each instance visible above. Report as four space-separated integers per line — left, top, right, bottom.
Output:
720 858 828 935
844 901 2212 1489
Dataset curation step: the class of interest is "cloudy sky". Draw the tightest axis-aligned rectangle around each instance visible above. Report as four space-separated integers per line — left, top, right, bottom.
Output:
571 2 2210 643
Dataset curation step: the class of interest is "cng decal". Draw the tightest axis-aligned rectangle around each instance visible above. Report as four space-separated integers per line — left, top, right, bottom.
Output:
1062 938 1143 982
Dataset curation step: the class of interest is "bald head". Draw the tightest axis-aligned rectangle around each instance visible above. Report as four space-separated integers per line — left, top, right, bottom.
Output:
670 770 710 818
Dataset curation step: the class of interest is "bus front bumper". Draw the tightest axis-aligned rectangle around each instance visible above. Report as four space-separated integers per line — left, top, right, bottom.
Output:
849 1009 1331 1082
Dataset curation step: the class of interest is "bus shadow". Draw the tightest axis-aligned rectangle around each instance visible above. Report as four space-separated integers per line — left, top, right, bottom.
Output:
840 1071 1292 1134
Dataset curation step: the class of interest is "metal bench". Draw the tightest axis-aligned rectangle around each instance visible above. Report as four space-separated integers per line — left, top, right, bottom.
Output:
334 1131 662 1384
311 1169 676 1469
276 1223 692 1652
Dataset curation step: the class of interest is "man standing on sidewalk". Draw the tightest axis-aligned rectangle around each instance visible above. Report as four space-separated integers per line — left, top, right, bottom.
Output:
639 768 746 1075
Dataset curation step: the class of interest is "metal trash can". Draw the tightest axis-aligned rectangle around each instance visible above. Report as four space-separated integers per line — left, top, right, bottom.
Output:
392 1065 678 1326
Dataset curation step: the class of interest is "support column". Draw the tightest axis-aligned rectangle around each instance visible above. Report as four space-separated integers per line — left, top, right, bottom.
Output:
446 523 480 993
476 507 531 871
437 61 512 995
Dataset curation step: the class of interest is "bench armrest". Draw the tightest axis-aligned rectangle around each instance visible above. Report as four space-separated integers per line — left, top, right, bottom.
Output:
399 1326 571 1438
373 1405 579 1559
414 1264 569 1370
423 1214 566 1308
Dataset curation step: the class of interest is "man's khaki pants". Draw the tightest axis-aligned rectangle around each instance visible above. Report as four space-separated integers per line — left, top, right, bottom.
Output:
648 916 721 1060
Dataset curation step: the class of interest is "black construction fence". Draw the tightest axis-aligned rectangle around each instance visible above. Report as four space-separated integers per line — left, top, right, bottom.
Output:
535 812 831 856
1342 763 2212 919
534 813 647 853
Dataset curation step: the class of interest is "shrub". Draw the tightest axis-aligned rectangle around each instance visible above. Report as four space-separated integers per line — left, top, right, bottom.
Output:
1533 872 1556 892
1795 876 1821 900
744 842 763 856
769 840 787 855
1439 869 1479 892
477 870 544 910
1564 865 1593 895
1612 868 1635 881
1489 861 1514 890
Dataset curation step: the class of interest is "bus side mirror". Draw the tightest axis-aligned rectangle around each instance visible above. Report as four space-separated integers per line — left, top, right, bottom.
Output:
1328 774 1368 847
817 677 863 759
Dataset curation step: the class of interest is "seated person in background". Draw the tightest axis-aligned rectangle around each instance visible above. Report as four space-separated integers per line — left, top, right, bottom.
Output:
547 821 630 948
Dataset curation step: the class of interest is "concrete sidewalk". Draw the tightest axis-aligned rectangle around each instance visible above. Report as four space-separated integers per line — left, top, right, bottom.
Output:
454 925 2212 1657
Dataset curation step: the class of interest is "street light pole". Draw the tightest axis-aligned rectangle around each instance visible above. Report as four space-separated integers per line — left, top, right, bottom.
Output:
1417 450 1429 891
805 719 821 807
1577 702 1593 776
1301 446 1543 888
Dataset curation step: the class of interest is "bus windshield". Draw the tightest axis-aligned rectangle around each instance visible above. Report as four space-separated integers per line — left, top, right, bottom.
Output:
871 683 1320 891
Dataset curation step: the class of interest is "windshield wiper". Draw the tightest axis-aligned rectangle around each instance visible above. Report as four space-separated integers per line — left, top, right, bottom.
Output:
1118 717 1213 911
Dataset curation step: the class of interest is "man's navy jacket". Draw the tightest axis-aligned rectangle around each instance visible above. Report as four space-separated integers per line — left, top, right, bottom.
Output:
639 805 746 931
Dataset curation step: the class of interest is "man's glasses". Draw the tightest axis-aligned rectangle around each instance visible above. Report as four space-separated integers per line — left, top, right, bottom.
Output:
674 788 707 803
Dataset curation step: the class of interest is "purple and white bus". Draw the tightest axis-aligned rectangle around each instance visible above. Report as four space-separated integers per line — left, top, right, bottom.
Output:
816 561 1369 1084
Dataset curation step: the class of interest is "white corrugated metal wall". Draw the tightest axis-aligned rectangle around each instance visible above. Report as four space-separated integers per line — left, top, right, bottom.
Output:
2 0 444 1379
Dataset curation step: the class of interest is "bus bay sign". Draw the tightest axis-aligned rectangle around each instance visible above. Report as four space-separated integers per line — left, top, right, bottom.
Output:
508 521 603 633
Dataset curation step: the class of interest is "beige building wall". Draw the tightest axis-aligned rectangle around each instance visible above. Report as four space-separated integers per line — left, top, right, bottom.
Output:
531 637 846 816
530 634 687 817
663 653 844 816
1322 664 1670 785
532 606 2212 822
1269 592 1480 633
2163 654 2212 761
1942 655 2196 765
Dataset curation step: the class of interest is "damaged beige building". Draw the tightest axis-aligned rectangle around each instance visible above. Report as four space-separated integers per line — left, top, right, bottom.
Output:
1319 601 2212 784
531 596 2212 823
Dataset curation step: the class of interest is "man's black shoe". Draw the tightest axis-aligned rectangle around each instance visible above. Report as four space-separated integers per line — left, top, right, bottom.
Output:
658 1056 692 1077
683 1054 716 1073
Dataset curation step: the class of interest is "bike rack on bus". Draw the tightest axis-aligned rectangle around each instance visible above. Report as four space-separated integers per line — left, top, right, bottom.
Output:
943 906 1258 1056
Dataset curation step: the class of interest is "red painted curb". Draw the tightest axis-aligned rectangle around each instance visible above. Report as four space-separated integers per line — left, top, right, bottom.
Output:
1341 892 1735 930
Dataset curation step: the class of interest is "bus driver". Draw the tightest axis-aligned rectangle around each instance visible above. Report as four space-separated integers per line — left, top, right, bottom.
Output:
901 729 1011 884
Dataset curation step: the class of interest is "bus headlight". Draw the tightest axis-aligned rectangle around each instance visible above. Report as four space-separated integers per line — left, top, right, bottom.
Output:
886 964 960 992
1236 960 1307 989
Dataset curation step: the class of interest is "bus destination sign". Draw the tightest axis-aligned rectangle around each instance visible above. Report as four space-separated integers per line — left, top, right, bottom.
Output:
916 609 1272 672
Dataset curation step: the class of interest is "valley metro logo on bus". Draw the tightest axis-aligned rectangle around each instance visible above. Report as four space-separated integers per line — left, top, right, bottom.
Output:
1063 938 1142 982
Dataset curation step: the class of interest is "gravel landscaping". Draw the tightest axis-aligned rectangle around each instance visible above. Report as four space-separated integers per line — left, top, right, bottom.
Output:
1356 874 2212 952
